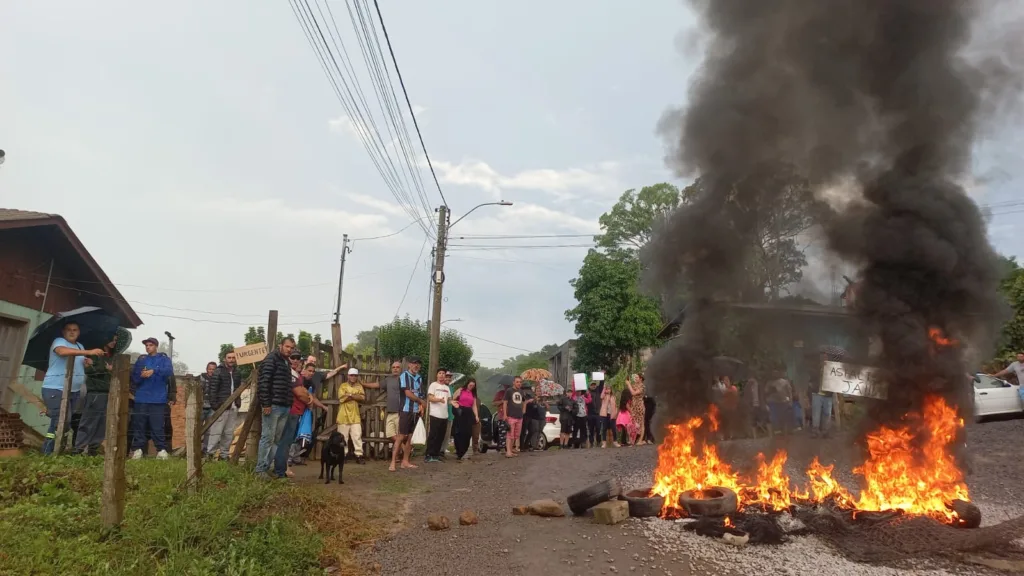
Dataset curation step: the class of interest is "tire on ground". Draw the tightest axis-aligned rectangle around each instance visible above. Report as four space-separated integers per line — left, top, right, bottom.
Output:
620 488 664 518
677 486 738 517
567 479 621 515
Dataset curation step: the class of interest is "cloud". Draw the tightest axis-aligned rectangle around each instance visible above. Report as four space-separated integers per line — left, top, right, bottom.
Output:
328 114 373 142
343 192 411 218
176 196 388 235
431 159 620 201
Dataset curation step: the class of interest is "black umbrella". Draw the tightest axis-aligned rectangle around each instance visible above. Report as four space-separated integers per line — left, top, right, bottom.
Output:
486 373 515 388
22 306 122 371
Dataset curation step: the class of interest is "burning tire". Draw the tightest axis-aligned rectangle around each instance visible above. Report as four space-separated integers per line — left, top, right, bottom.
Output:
620 488 665 518
678 487 738 517
567 479 621 515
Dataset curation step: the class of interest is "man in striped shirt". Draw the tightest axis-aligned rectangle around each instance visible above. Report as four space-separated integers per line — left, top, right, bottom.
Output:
390 356 426 471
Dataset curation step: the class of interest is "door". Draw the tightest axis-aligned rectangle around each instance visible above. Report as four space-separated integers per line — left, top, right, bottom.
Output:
0 315 30 408
974 375 1015 415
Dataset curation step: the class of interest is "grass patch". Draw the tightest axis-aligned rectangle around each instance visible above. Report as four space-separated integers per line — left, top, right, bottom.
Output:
0 454 382 575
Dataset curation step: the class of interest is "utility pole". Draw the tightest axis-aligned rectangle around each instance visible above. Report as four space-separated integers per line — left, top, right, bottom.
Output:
331 234 351 368
427 206 448 382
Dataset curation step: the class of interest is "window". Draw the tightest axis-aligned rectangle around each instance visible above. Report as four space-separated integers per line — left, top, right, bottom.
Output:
975 375 1010 389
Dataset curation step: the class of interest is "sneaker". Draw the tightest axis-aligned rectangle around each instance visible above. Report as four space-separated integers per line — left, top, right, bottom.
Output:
131 449 143 460
356 456 366 465
156 450 169 460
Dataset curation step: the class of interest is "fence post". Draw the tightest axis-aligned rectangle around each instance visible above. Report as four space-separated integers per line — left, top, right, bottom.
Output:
101 355 130 528
53 356 75 455
184 379 203 492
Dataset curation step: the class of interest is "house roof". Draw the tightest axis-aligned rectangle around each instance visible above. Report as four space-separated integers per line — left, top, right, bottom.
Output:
0 208 143 328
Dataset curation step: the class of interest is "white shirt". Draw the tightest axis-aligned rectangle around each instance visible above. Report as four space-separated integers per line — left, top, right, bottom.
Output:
1007 361 1024 385
427 381 450 419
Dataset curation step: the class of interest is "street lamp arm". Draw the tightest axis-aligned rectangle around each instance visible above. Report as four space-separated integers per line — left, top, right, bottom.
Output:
449 201 513 229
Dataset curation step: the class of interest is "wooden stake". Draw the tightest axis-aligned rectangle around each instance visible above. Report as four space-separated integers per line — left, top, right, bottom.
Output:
184 378 203 492
101 355 130 528
53 356 75 455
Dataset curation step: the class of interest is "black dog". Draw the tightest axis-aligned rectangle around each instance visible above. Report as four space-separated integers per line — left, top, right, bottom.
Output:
318 431 345 485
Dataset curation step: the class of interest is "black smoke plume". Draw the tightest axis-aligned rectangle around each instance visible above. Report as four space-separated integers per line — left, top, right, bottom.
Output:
645 0 1020 432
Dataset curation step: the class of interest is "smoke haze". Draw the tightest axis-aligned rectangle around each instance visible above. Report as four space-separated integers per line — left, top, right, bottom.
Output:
645 0 1021 431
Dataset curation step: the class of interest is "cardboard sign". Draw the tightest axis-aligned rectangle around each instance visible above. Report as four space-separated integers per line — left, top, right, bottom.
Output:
591 371 605 381
821 361 888 400
573 373 588 391
233 342 269 366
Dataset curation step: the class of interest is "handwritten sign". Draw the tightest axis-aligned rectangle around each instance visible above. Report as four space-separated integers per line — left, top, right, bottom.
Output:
573 373 588 391
821 361 888 400
233 342 268 366
591 371 605 381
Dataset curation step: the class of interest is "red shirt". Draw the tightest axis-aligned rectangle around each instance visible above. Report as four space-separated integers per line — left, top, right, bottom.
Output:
290 374 309 415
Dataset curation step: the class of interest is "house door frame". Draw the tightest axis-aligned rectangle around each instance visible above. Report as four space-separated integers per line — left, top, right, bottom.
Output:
0 311 31 411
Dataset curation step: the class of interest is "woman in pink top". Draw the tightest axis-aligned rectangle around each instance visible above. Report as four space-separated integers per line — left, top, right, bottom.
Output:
452 378 480 461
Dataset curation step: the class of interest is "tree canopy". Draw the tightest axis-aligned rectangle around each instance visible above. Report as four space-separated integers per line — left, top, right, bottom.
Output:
376 316 479 376
565 250 662 372
995 256 1024 362
596 183 680 257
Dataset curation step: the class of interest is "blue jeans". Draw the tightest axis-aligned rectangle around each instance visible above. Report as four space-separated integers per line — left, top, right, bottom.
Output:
792 401 804 429
255 406 290 474
131 403 168 452
274 414 299 477
42 388 80 455
811 393 834 433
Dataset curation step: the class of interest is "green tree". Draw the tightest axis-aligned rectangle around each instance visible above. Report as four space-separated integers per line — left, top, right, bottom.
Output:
565 251 662 372
491 344 561 376
377 316 478 375
596 183 680 256
995 256 1024 362
679 167 815 300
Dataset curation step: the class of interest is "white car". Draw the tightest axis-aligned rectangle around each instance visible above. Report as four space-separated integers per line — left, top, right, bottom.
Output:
973 373 1022 420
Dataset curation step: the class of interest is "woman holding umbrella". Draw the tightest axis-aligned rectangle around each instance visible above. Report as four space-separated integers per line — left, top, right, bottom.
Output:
41 322 105 454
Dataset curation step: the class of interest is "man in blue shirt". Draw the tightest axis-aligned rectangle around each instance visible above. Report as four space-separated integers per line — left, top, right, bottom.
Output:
390 356 426 471
41 322 104 455
129 337 175 460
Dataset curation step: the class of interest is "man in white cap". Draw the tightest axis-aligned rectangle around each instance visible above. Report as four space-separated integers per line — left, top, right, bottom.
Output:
337 367 366 464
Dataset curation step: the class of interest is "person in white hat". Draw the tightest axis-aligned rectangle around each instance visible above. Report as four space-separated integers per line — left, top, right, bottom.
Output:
337 367 366 464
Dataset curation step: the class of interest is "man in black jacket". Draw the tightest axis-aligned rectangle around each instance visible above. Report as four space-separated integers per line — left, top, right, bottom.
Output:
254 337 296 476
207 352 242 460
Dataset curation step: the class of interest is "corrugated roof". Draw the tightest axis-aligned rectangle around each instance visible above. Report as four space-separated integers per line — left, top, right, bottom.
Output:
0 208 54 222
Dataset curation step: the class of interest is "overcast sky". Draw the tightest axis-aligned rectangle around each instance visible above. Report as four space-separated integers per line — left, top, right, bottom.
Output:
1 1 1020 373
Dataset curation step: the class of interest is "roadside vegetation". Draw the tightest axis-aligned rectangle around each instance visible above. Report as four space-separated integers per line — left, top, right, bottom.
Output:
0 455 387 575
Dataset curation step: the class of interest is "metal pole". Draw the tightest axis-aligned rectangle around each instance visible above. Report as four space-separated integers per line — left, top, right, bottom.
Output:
427 207 447 385
334 234 351 324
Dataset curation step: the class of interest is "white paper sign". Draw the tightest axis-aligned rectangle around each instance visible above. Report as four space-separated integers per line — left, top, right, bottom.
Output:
573 373 588 391
821 361 888 400
591 371 605 381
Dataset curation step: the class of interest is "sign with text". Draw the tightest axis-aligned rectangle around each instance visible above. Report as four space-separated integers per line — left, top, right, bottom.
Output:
573 373 588 391
821 361 888 400
233 342 268 366
591 371 605 382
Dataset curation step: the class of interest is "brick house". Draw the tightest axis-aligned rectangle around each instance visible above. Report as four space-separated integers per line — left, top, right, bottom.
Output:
0 209 142 443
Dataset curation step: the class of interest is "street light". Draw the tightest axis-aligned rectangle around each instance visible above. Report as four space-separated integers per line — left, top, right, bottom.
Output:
449 200 513 229
441 318 463 326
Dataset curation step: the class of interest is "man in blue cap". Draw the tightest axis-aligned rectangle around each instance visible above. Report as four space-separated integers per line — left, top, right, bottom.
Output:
130 337 175 459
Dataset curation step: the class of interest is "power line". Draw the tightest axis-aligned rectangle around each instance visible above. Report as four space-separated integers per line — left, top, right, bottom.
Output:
453 233 597 239
395 233 430 318
350 216 426 241
289 0 436 239
447 244 596 250
372 0 449 209
452 329 534 353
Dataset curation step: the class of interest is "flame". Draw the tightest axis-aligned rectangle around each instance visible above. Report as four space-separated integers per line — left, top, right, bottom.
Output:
723 516 734 527
928 327 956 347
651 395 969 522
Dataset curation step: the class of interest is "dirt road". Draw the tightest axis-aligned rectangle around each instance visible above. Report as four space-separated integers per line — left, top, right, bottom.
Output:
294 415 1024 576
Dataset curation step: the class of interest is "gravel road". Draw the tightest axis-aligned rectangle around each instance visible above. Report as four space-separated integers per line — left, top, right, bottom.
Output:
364 416 1024 576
